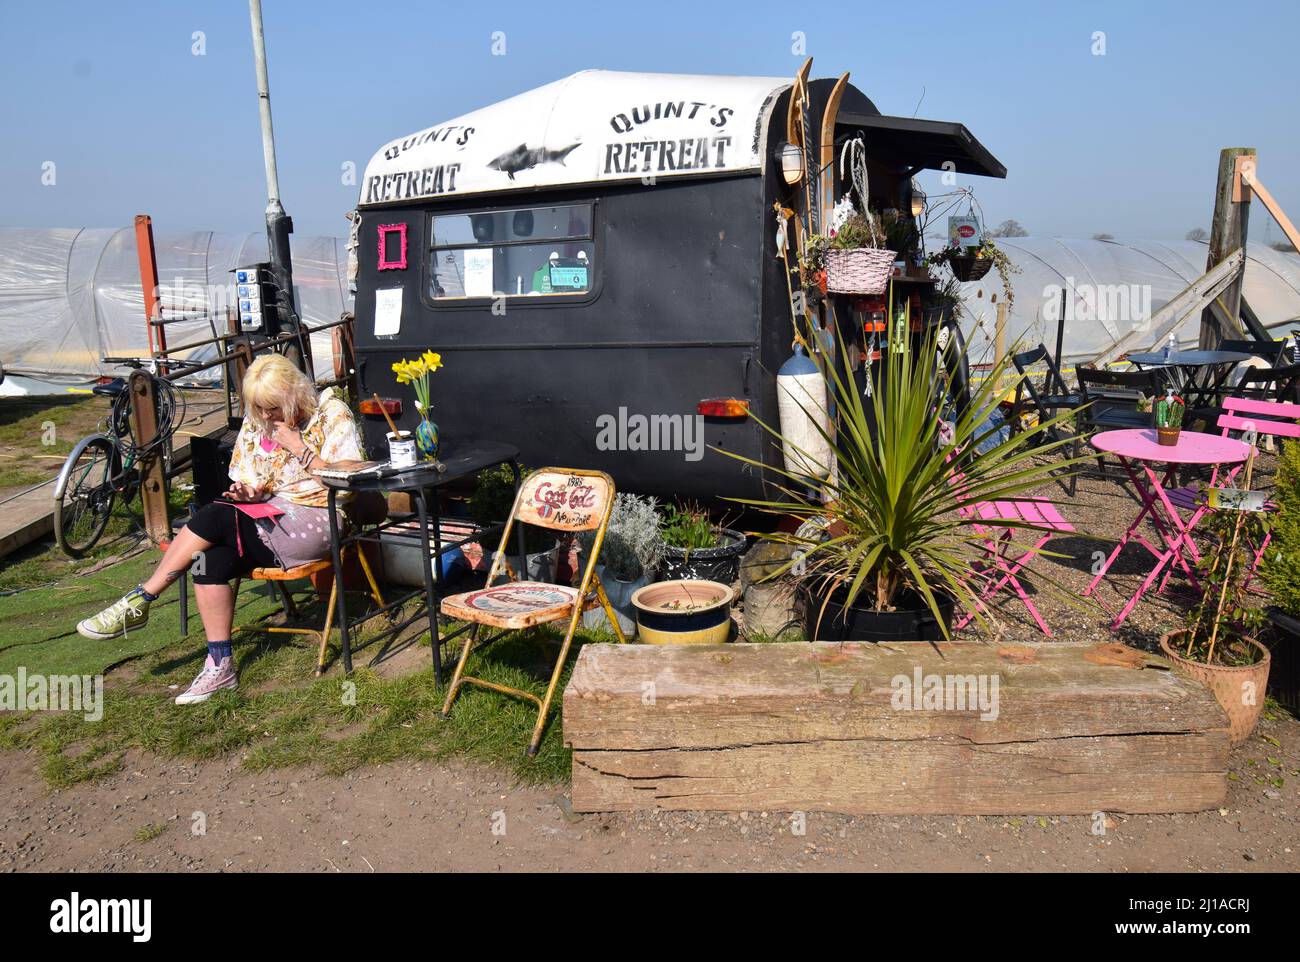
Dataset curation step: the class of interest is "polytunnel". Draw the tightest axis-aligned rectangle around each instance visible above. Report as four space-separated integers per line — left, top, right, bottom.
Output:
0 227 351 387
951 237 1300 363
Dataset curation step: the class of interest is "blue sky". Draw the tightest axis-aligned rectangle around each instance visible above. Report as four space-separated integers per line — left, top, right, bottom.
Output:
1 0 1297 242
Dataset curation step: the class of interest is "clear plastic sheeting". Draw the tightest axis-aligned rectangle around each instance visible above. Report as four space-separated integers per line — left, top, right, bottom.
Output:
0 228 351 382
954 238 1300 363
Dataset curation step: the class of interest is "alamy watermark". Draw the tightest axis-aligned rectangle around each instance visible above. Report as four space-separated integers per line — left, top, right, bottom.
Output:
0 669 103 721
595 407 705 462
890 667 1000 721
1043 280 1152 329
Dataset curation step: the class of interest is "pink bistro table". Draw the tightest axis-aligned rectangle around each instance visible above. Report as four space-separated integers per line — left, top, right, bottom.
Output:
1085 428 1251 628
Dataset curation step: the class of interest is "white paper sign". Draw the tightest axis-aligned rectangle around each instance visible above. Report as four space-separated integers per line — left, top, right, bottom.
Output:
948 216 981 248
374 287 403 337
463 249 494 298
1207 487 1268 513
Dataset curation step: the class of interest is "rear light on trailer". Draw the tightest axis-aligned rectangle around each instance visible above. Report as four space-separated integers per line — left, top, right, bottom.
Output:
697 398 749 418
360 398 402 417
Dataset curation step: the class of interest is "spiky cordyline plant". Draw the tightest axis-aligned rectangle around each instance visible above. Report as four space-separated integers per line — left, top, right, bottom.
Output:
721 323 1087 637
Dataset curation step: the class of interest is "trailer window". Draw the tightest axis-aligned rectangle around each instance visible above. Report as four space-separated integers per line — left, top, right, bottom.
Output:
429 204 594 300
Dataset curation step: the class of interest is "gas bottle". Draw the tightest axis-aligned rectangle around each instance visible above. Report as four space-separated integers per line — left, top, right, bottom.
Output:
777 344 833 480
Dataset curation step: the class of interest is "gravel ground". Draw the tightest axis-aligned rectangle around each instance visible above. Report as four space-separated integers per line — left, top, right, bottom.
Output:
946 454 1283 649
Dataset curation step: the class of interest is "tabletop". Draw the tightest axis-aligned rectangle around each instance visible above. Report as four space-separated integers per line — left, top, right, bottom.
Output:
1091 428 1250 465
318 440 520 493
1126 350 1253 367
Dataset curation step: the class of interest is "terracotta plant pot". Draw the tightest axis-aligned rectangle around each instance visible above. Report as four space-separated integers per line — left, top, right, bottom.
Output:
1160 630 1271 745
1157 426 1181 446
631 579 733 645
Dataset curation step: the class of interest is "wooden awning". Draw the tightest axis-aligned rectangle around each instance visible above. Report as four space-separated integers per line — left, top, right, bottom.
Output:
837 113 1007 179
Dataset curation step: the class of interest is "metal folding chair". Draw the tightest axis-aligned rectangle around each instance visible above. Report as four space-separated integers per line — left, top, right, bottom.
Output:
1166 395 1300 588
233 544 386 675
1076 365 1166 479
1009 344 1085 494
439 467 627 755
953 497 1075 636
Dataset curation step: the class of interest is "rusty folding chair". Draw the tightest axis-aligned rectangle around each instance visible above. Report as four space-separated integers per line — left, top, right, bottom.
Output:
233 545 386 676
439 467 627 755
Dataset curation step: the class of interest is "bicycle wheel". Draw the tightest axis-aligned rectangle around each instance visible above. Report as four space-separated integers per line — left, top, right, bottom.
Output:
54 437 118 558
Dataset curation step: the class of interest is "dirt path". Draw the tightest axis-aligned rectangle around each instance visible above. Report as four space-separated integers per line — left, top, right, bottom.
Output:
4 705 1297 872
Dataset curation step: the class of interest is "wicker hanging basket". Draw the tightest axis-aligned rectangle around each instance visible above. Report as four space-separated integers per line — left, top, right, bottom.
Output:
948 255 993 282
825 247 896 295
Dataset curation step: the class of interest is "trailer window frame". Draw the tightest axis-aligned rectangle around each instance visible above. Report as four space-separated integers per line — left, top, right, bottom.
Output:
421 198 603 311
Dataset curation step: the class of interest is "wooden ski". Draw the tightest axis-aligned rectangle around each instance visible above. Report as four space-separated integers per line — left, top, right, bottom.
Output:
819 72 849 225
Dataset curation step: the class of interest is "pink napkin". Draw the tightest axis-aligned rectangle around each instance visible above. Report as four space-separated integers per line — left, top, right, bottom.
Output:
232 500 285 520
260 437 280 453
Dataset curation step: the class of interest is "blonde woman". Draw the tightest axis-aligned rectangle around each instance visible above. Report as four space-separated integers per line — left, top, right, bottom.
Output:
77 355 365 704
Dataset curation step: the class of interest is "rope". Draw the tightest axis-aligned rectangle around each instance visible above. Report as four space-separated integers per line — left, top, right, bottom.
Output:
838 136 883 248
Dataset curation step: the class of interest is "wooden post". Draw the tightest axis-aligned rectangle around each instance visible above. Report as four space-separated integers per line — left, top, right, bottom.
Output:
1198 148 1253 348
994 299 1007 361
128 370 171 546
133 214 168 375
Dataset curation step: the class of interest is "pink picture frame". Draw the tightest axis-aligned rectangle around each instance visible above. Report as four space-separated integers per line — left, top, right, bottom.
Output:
377 223 408 270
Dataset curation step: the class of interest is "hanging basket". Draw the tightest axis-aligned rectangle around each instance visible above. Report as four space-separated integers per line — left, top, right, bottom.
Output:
825 248 896 295
948 254 993 282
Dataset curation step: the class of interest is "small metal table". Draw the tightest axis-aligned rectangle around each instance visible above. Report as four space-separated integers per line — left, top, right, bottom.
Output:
321 441 521 683
1084 428 1250 628
1127 349 1253 413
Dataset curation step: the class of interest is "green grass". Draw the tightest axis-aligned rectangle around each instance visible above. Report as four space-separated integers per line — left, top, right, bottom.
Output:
0 528 602 786
134 822 168 843
0 619 591 788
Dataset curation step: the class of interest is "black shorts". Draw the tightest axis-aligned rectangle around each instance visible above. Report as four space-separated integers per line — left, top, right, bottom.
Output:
183 501 278 584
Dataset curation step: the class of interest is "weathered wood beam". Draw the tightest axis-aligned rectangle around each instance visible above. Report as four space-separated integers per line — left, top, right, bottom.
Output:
1199 148 1254 348
1093 249 1243 366
564 642 1230 815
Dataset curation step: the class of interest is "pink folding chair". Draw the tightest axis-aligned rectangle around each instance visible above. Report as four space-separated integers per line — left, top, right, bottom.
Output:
950 480 1076 637
1166 395 1300 585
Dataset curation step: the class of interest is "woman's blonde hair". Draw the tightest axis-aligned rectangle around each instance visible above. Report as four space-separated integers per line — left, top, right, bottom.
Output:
242 354 318 436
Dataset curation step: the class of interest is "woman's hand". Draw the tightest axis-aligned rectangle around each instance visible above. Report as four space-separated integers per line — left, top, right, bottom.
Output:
224 481 265 502
272 420 307 457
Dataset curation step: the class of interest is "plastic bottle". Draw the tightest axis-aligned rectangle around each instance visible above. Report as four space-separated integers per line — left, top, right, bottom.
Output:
1163 332 1176 362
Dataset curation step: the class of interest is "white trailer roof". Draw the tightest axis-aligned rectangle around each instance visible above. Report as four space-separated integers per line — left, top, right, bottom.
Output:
359 70 790 207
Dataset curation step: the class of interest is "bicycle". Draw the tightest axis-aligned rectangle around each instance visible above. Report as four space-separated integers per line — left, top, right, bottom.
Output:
52 358 189 558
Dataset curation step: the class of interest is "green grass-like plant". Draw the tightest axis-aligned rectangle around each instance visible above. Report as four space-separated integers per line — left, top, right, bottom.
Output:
721 323 1086 635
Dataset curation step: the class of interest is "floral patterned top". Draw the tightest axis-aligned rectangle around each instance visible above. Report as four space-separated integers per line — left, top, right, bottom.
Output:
227 387 365 508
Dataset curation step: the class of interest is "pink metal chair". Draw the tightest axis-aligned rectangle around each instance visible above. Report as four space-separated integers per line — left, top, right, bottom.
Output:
1166 395 1300 586
950 479 1076 637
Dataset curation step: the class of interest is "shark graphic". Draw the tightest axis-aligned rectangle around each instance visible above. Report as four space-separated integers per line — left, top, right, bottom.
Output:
487 142 581 181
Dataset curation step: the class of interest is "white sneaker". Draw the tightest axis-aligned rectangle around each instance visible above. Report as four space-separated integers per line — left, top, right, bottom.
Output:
174 656 238 705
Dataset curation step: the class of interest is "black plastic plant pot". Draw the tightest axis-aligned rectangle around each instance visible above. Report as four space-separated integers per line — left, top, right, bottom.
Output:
806 586 956 643
660 527 748 584
1265 608 1300 713
949 256 992 283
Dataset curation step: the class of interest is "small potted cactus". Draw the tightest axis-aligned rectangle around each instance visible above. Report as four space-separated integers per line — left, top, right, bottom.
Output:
1155 390 1185 446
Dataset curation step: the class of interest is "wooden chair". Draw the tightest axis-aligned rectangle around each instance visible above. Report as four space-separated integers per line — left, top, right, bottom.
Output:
439 467 627 755
233 545 385 676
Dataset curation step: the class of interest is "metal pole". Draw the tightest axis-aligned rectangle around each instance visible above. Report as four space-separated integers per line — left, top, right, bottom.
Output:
1053 287 1067 391
248 0 312 375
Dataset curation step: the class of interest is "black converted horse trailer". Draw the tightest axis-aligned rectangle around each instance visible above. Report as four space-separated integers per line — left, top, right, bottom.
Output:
349 69 1004 499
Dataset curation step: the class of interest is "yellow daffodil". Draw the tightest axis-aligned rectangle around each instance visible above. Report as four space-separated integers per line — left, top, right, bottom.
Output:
391 352 444 415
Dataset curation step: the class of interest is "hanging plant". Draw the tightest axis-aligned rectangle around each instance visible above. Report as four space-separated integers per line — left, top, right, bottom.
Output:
927 236 1021 309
